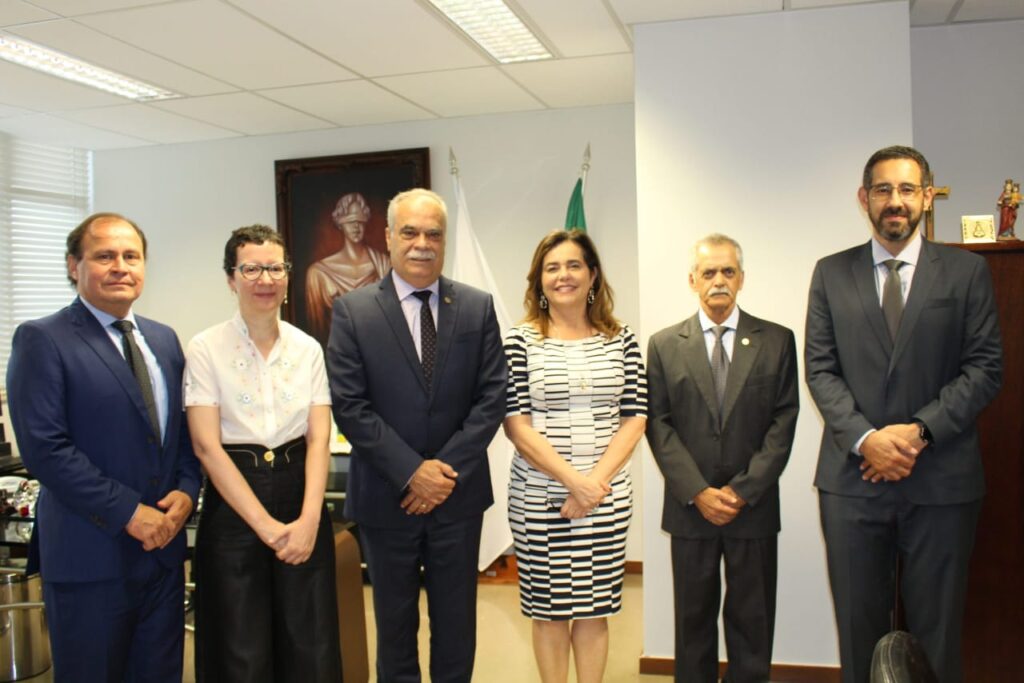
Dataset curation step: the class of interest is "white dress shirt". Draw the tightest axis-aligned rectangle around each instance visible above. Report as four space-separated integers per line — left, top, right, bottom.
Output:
184 313 330 448
697 305 740 363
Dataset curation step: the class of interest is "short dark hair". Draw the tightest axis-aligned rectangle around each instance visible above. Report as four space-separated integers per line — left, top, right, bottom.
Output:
222 225 288 276
65 212 147 287
862 145 931 189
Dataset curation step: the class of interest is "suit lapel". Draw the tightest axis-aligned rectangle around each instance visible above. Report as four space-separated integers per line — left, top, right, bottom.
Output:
677 315 720 424
69 300 153 432
375 276 430 393
851 242 893 354
721 310 760 427
431 277 458 396
890 239 939 370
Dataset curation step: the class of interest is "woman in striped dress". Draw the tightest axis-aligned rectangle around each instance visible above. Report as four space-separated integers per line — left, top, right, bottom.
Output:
503 229 647 683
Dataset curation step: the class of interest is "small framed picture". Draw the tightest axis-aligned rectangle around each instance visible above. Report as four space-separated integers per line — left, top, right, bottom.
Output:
960 215 996 243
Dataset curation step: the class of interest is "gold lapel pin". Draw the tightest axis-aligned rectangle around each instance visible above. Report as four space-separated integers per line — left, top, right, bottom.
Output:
741 337 750 346
444 296 452 304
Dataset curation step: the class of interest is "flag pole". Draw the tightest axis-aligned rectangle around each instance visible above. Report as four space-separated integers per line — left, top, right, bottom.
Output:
580 143 591 194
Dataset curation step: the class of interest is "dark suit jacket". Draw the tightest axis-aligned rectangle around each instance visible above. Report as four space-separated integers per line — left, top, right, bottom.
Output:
5 298 201 583
805 239 1002 504
327 274 507 528
646 309 799 539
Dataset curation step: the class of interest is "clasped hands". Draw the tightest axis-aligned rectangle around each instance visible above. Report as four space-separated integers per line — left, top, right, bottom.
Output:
561 474 611 520
859 423 927 483
401 459 459 516
262 514 321 565
694 485 746 526
125 490 193 551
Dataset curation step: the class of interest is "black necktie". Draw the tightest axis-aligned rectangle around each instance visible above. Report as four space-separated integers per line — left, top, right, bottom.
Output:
111 320 161 442
711 325 730 418
412 291 436 387
882 259 904 342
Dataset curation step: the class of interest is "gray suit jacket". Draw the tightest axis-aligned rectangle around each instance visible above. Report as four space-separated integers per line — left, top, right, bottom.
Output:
805 239 1003 504
327 273 507 527
646 309 799 539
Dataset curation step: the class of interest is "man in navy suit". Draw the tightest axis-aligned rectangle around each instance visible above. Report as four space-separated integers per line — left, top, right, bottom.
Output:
328 189 506 682
6 213 201 682
806 147 1002 683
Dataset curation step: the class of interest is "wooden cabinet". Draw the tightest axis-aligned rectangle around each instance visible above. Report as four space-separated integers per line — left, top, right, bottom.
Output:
951 241 1024 682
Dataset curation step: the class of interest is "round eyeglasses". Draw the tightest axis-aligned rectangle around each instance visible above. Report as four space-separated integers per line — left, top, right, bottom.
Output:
234 262 291 280
867 183 924 201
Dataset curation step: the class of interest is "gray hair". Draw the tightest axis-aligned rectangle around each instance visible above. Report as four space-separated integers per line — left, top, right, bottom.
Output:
386 188 448 232
691 233 744 273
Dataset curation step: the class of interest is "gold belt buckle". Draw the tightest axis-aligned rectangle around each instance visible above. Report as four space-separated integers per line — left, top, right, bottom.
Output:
263 450 275 465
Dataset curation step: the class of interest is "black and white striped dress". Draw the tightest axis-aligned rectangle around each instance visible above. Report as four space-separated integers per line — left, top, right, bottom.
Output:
504 324 647 620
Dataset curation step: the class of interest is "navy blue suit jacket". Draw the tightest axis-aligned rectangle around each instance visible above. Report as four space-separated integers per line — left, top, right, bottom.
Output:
6 298 201 583
327 274 507 528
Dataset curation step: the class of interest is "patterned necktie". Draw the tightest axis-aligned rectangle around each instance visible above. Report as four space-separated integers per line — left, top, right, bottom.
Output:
882 259 905 342
412 291 436 387
111 320 161 442
711 325 730 418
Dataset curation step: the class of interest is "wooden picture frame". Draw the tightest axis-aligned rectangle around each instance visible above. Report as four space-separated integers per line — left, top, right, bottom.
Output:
274 147 430 346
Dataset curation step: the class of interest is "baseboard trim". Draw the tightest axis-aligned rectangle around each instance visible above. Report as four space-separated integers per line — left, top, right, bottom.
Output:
638 657 840 682
625 560 643 574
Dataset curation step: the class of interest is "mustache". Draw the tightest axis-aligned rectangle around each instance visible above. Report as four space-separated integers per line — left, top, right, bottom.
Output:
709 286 731 296
408 248 436 261
882 207 909 218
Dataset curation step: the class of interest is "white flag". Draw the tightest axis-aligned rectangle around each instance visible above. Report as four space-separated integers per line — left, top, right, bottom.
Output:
450 154 515 571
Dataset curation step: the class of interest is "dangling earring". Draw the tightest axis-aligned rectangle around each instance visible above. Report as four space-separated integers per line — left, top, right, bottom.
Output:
539 293 548 310
587 288 596 305
283 293 289 305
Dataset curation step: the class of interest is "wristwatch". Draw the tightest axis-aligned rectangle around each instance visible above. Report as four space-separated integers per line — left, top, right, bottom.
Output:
912 419 932 445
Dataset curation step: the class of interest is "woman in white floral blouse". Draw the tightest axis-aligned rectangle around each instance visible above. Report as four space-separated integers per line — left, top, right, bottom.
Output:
184 225 341 682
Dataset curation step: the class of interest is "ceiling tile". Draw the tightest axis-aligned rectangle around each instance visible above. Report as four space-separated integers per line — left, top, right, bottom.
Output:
607 0 780 24
259 80 435 127
152 92 332 135
375 67 544 118
26 0 176 15
0 59 127 110
0 113 150 149
503 54 633 108
8 19 236 97
226 0 488 76
516 0 631 57
0 102 32 117
77 0 357 89
953 0 1024 22
0 0 58 26
58 103 241 144
910 0 959 25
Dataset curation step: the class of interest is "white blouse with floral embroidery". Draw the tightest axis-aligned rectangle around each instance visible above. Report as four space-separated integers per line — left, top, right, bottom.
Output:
184 313 330 448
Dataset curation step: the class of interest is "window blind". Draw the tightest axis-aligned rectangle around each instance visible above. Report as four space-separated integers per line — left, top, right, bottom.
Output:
0 133 92 386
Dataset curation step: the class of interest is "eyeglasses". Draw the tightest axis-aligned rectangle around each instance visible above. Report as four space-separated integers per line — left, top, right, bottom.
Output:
234 262 291 280
867 183 924 200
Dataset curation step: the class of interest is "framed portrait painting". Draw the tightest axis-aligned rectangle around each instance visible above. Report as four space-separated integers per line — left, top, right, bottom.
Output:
275 147 430 346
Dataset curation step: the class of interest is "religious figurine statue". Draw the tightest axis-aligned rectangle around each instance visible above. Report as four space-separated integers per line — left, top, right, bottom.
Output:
305 192 390 341
997 178 1020 238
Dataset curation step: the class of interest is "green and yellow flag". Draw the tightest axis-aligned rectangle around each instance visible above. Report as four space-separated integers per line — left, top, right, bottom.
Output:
564 177 587 232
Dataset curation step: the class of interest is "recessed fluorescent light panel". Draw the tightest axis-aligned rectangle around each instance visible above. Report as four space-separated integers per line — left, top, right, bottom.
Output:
428 0 552 64
0 33 178 101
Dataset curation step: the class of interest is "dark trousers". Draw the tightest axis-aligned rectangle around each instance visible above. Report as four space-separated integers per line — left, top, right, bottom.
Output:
195 441 342 683
670 535 777 683
359 513 483 683
819 489 981 683
43 553 184 683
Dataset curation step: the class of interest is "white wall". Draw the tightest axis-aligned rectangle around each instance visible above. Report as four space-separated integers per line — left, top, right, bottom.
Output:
635 2 913 666
93 103 644 556
911 19 1024 242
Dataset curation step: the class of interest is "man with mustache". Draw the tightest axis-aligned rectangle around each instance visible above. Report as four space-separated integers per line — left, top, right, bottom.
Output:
327 188 507 682
647 234 799 682
805 146 1003 683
